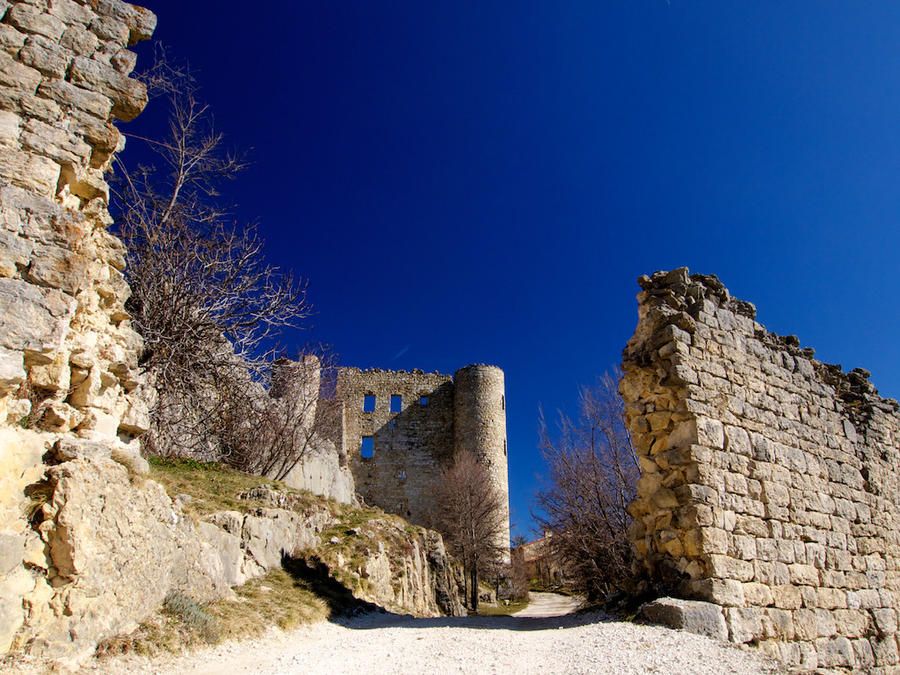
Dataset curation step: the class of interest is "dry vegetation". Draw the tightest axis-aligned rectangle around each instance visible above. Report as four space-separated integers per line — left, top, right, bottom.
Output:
432 450 507 611
96 569 328 658
147 456 326 517
536 371 640 602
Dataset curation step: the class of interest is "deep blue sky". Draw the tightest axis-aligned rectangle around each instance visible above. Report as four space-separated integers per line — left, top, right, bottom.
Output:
131 1 900 539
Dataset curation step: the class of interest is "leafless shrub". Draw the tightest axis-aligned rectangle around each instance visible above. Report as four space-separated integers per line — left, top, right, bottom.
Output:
223 346 342 480
535 369 640 601
432 451 508 611
507 549 531 602
111 54 312 460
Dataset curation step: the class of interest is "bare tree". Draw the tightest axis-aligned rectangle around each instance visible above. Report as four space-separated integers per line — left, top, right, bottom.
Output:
111 56 312 460
223 346 342 480
535 370 640 601
432 451 507 612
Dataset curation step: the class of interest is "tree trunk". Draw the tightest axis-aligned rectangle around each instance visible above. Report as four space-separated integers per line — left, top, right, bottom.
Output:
469 566 479 612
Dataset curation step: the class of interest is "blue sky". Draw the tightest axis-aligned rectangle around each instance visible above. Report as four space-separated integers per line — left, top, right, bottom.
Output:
133 1 900 538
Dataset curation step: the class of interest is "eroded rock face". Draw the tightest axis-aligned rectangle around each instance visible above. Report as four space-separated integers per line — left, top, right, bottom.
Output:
621 268 900 670
299 520 465 618
22 457 228 661
10 460 462 661
279 437 357 506
0 0 156 655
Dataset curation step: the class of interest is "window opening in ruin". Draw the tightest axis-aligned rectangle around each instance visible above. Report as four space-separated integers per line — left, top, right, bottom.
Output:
363 394 376 412
361 436 374 458
420 396 428 406
501 395 505 410
389 419 396 433
504 439 507 456
391 394 402 412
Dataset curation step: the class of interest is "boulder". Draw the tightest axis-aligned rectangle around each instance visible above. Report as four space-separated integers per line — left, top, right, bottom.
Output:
638 597 728 641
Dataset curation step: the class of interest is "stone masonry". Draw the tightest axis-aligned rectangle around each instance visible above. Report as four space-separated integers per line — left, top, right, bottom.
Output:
621 268 900 671
0 0 155 654
337 364 511 552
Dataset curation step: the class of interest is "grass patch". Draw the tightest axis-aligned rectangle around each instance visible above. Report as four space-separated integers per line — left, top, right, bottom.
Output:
477 600 529 616
147 457 325 518
96 569 328 659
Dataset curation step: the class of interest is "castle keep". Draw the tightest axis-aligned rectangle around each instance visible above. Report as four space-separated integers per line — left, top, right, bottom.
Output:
336 364 511 551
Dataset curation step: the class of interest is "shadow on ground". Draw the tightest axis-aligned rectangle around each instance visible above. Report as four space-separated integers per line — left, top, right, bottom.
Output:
282 555 381 617
330 609 614 633
283 554 610 633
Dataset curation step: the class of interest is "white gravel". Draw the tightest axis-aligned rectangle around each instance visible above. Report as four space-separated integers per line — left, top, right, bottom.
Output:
512 591 583 617
68 598 782 675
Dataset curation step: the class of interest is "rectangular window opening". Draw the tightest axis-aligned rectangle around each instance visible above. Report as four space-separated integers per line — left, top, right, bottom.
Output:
501 395 505 410
361 436 374 459
390 394 402 412
419 396 428 406
363 394 376 412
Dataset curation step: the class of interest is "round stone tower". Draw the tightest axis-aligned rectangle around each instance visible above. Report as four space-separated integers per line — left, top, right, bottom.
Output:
453 364 510 555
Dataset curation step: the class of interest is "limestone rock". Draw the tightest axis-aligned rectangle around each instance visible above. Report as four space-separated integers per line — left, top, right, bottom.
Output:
638 597 728 641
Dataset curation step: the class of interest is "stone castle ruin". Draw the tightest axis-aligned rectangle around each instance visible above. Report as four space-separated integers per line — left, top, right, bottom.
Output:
335 364 511 552
621 268 900 670
0 0 897 668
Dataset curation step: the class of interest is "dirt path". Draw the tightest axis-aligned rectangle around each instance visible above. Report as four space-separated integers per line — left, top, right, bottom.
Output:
75 609 781 675
512 591 583 618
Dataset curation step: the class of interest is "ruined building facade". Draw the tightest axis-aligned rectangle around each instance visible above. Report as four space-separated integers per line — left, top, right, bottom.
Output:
335 364 511 552
621 268 900 671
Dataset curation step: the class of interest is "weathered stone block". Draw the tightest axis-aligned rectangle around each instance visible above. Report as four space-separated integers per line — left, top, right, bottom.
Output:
788 563 820 586
0 278 75 353
18 35 70 78
816 636 856 668
638 597 728 641
693 578 745 606
0 347 25 394
0 147 59 194
725 606 763 644
68 54 146 121
6 4 65 41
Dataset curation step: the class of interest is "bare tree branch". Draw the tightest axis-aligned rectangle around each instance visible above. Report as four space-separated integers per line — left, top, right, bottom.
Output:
111 54 312 462
431 451 508 612
534 369 640 602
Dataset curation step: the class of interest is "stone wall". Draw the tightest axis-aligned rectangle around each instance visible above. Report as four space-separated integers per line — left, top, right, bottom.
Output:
0 0 155 654
339 367 455 523
621 268 900 671
337 365 510 550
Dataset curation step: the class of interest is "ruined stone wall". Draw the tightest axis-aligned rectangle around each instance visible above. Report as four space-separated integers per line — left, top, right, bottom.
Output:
0 0 155 654
337 365 511 550
621 268 900 671
339 367 455 523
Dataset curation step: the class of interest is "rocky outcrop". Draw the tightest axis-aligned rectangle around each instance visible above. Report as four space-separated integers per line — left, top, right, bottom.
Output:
621 268 900 670
279 437 356 506
0 0 156 655
9 458 462 661
301 521 464 618
243 485 464 617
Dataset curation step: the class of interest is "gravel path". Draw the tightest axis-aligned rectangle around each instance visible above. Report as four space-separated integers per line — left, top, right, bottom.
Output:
512 591 583 618
72 606 781 675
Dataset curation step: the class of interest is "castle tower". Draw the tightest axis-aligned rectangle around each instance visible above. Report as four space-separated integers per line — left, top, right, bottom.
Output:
452 364 511 555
